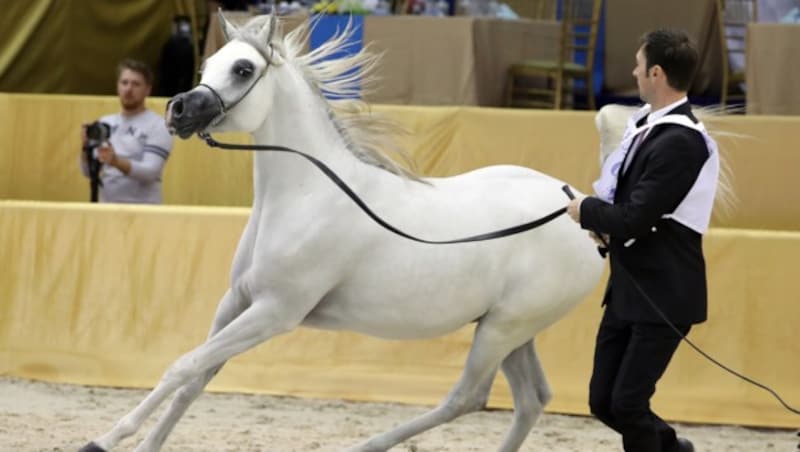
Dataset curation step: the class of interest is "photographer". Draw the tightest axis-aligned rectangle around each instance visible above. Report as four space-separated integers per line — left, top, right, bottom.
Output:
79 59 173 204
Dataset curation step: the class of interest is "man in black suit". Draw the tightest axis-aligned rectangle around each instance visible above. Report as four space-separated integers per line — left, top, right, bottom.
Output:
566 29 720 452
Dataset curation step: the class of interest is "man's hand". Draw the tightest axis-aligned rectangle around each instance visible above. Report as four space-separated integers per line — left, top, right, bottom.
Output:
589 231 609 247
96 142 118 166
95 143 131 174
566 196 585 223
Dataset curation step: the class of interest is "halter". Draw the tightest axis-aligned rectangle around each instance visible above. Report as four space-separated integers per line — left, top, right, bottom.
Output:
194 16 573 245
198 69 265 128
199 19 277 128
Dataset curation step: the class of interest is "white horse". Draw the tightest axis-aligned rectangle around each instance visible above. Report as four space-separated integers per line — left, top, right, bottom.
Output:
79 14 604 452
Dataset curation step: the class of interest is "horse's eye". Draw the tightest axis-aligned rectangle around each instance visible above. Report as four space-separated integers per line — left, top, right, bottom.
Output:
232 60 255 78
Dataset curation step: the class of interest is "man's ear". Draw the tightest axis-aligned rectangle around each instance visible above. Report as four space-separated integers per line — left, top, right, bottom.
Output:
650 64 663 78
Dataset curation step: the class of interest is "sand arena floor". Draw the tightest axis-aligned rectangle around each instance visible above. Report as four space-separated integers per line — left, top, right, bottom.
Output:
0 377 795 452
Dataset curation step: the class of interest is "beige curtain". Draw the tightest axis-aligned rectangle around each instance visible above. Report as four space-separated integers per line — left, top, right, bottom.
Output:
1 95 798 429
0 201 798 428
2 94 799 230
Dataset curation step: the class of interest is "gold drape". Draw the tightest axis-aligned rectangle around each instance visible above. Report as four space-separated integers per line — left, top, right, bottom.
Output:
1 94 799 428
1 201 797 428
1 94 799 230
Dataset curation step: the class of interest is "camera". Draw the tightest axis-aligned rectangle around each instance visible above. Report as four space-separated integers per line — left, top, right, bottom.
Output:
83 121 110 203
85 121 111 148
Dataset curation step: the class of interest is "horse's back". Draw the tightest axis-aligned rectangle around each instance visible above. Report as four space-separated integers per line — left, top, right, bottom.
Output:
427 164 561 187
409 164 583 233
305 164 603 339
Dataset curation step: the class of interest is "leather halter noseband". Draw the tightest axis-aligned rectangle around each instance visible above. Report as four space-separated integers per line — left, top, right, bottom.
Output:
199 20 277 127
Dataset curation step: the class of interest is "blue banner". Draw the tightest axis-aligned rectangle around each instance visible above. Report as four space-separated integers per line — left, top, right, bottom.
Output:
309 14 365 99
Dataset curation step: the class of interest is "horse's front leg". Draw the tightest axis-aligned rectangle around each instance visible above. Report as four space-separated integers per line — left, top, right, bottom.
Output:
132 288 249 452
79 293 307 452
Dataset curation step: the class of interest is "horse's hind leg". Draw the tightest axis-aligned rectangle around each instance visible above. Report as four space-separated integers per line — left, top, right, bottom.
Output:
346 320 524 452
497 339 551 452
132 289 248 452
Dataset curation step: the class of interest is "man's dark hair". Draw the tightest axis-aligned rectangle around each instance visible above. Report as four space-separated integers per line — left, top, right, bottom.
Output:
117 58 154 86
639 29 698 92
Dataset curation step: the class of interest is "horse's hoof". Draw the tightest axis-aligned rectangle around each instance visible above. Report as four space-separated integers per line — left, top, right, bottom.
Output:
78 441 107 452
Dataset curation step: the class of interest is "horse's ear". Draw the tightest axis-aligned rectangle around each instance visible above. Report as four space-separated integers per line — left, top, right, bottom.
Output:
218 8 239 42
256 14 279 46
269 13 277 42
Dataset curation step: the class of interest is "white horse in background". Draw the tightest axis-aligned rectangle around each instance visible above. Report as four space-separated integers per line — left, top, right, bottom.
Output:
79 14 604 452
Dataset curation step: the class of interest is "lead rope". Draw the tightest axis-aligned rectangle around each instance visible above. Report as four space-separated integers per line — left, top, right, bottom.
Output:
198 132 569 244
561 185 800 419
201 132 799 420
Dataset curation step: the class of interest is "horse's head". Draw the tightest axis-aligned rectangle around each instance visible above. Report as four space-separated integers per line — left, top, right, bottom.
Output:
166 13 284 139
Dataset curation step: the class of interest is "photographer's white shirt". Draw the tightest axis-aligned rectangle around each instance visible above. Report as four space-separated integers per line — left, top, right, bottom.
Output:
80 109 173 204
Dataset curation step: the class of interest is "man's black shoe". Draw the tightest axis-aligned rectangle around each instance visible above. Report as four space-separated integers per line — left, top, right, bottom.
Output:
676 437 695 452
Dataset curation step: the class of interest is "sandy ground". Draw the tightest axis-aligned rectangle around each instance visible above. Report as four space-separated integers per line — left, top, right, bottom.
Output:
0 377 795 452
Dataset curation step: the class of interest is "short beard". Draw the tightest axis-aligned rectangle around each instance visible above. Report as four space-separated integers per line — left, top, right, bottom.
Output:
120 99 145 113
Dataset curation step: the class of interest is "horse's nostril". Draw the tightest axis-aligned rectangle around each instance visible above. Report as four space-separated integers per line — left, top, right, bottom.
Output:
172 98 184 117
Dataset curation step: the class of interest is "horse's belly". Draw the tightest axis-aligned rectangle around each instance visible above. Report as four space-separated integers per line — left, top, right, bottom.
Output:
302 275 494 340
293 169 605 340
301 218 604 340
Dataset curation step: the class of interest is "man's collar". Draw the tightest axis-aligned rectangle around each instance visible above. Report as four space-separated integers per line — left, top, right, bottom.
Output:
647 97 689 123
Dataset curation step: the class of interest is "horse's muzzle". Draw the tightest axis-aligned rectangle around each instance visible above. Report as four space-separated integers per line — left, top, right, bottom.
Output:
166 89 221 139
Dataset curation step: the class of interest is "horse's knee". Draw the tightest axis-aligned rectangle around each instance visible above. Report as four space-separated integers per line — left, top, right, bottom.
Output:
535 381 552 407
173 382 202 406
515 389 545 420
441 390 486 416
162 354 203 386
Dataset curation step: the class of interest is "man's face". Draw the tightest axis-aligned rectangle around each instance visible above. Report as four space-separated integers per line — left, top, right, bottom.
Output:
632 47 653 103
117 68 150 112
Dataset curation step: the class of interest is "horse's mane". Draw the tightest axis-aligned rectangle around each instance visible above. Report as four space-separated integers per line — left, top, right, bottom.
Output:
237 15 420 180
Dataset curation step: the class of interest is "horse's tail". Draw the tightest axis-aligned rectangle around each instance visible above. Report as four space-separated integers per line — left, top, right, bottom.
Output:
594 104 738 225
691 105 739 223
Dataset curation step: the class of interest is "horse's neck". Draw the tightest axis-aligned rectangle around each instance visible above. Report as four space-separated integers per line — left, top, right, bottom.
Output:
251 65 358 200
